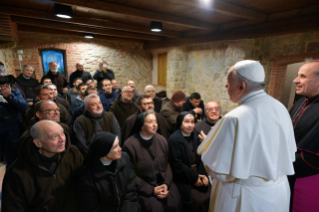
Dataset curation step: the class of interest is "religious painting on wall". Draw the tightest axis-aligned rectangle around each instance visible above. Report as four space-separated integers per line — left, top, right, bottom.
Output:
39 48 68 77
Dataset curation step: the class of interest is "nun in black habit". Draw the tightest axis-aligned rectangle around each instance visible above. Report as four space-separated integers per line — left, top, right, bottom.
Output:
123 110 182 212
168 112 211 212
76 132 137 212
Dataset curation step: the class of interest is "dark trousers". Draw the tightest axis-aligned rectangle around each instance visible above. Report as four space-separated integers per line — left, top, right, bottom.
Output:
0 137 19 170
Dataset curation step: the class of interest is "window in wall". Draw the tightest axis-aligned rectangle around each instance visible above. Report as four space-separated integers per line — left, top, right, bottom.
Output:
157 52 167 86
39 48 68 77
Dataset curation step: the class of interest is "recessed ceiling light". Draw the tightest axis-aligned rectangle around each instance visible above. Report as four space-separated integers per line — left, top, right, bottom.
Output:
54 3 73 19
84 33 94 39
150 21 162 32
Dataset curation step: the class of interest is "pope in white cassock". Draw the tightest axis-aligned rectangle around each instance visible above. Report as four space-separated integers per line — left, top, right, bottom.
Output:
197 60 297 212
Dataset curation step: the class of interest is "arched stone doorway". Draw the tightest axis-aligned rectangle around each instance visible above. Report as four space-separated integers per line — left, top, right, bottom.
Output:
268 53 319 101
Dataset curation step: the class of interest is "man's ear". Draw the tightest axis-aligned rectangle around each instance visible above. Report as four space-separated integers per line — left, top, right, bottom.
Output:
239 81 246 91
35 111 42 120
33 139 42 148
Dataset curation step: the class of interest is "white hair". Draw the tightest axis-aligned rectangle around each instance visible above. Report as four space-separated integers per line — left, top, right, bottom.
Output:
144 84 155 92
84 94 100 107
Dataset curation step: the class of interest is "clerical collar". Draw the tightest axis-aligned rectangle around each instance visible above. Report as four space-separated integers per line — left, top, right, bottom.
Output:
181 131 191 137
23 75 31 80
237 90 265 105
100 159 112 166
139 132 153 140
305 94 319 105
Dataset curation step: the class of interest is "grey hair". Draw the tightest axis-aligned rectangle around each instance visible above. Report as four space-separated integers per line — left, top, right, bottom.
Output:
23 64 34 71
304 58 319 77
34 99 56 113
31 120 57 141
144 84 155 92
142 110 156 119
233 70 265 91
84 94 100 107
205 101 221 112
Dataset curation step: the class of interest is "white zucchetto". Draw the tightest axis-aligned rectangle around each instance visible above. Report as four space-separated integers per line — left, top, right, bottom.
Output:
234 60 265 83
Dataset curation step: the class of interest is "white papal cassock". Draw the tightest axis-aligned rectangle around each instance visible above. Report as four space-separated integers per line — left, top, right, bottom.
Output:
197 90 297 212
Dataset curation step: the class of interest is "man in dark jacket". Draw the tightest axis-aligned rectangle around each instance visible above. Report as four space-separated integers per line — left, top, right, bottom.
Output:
73 94 121 157
64 77 82 105
93 60 115 88
160 90 186 135
195 101 222 135
112 79 122 97
41 62 69 95
144 85 163 113
0 68 28 168
15 64 40 106
2 120 83 211
182 92 205 123
109 86 138 129
69 63 92 87
100 78 117 111
121 95 169 145
22 85 72 131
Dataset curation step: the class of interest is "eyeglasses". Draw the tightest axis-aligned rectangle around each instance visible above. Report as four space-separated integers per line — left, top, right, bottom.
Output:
41 108 60 113
142 102 154 106
123 91 134 94
146 90 155 93
206 107 220 112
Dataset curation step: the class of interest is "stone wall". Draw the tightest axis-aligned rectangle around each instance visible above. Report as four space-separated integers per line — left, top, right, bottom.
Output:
0 47 15 75
166 31 319 114
10 32 153 92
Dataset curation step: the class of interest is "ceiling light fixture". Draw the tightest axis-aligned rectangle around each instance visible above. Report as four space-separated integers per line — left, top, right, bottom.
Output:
54 3 73 19
84 33 94 39
150 21 162 32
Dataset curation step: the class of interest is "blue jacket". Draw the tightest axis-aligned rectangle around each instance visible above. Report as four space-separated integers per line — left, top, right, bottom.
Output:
100 92 117 111
0 87 28 139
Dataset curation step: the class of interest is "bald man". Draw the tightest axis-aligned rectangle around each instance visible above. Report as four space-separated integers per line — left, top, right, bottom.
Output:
195 101 222 135
2 120 83 211
41 62 69 95
128 80 142 102
69 62 92 87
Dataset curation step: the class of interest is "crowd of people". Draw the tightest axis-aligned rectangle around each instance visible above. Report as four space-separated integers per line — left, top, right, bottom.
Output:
0 58 318 212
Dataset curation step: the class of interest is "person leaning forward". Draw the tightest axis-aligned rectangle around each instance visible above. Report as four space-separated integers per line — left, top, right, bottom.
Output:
2 120 84 212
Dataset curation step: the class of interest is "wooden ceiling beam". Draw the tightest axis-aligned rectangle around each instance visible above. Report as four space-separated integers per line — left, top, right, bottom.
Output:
53 0 218 29
144 14 319 50
10 16 162 41
168 0 268 21
0 5 180 38
18 25 144 44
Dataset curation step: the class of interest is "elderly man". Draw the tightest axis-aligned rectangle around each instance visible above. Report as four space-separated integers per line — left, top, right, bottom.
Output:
112 78 122 96
73 94 121 157
144 85 162 113
93 60 115 88
110 86 138 129
128 80 142 102
195 101 222 135
121 95 169 144
182 92 205 123
22 85 72 131
64 77 82 105
20 100 71 142
160 90 186 135
15 64 40 106
288 60 319 211
69 63 92 87
0 67 28 168
48 83 70 112
198 60 296 212
100 78 117 111
41 62 69 95
2 120 83 211
73 88 98 122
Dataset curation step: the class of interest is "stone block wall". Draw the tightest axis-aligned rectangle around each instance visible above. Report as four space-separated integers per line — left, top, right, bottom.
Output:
8 32 153 92
0 47 15 75
166 31 319 114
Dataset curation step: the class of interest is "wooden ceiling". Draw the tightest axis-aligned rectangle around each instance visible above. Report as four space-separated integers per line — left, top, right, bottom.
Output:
0 0 319 50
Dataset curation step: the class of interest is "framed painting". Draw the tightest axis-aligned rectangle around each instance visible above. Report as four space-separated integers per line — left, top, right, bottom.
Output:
39 48 68 77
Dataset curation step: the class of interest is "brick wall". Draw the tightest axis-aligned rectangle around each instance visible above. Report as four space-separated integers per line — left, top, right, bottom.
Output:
10 32 152 92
